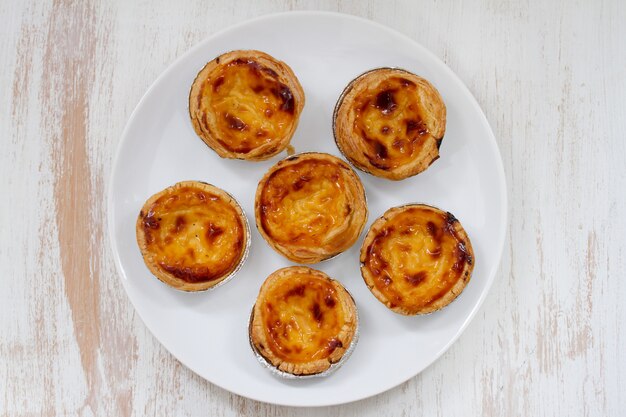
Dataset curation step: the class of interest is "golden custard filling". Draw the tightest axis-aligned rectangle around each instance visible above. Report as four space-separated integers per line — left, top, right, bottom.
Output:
363 207 472 310
259 160 355 249
353 76 432 170
260 273 346 363
140 186 245 283
197 59 296 154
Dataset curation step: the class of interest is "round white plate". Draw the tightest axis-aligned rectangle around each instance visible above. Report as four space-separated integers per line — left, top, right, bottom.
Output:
108 11 506 407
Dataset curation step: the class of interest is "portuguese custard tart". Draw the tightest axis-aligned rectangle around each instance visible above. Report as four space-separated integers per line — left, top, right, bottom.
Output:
189 50 305 161
250 266 358 376
360 204 474 315
255 152 368 264
333 68 446 180
136 181 250 292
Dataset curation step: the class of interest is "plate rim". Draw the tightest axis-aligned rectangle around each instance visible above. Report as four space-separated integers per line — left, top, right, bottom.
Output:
107 10 508 407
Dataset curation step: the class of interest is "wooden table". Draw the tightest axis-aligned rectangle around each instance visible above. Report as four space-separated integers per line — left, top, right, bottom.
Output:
1 1 624 415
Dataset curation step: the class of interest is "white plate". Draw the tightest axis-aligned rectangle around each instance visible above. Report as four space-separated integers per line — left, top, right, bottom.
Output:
108 11 507 407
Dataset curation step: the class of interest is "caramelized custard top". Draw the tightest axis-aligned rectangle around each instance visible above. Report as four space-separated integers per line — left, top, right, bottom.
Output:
259 158 357 249
197 58 296 154
140 186 245 283
259 272 346 363
362 206 472 311
352 77 432 170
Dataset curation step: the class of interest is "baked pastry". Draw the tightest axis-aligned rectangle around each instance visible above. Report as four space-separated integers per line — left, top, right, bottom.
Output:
360 204 473 315
189 50 305 161
255 152 368 263
136 181 249 291
250 266 358 376
333 68 446 180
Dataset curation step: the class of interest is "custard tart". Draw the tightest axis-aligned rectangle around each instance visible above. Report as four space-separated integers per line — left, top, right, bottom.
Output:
250 266 358 376
360 204 474 315
255 152 368 264
333 68 446 180
136 181 250 292
189 50 305 161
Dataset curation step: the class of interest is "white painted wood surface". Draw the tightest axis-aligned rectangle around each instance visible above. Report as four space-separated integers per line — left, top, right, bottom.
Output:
1 0 624 415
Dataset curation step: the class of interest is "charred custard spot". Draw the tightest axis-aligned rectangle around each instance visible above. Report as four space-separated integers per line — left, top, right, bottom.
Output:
444 212 459 236
212 76 225 92
426 220 444 244
205 222 224 242
324 294 336 308
270 84 295 114
375 89 397 114
453 241 473 270
159 263 223 283
293 175 311 191
231 58 259 71
327 338 343 354
381 125 391 135
285 284 305 298
143 211 160 230
224 113 247 131
251 85 264 94
373 141 388 159
405 271 427 286
174 215 186 233
406 118 428 136
311 302 323 322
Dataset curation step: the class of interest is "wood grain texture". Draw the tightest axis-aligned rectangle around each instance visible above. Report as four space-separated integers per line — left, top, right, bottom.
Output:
1 0 624 415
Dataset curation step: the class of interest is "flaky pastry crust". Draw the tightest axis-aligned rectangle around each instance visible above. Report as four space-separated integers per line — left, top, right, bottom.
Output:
333 68 446 180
